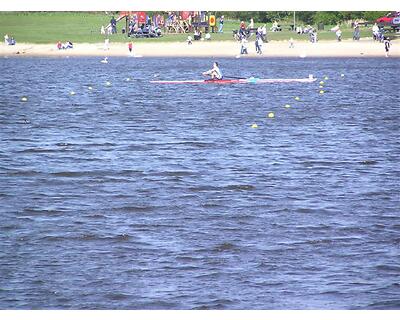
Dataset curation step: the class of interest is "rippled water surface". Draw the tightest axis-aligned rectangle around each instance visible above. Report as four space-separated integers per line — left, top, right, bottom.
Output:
0 57 399 309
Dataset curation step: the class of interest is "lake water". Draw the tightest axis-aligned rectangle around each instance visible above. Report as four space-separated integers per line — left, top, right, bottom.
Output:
0 57 399 309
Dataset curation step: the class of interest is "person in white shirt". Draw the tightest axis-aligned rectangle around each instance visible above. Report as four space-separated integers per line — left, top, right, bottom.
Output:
261 25 267 42
240 37 248 54
336 29 342 42
249 18 254 29
202 62 223 80
372 23 379 41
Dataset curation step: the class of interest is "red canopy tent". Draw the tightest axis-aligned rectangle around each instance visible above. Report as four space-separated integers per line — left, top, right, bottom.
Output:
119 11 147 24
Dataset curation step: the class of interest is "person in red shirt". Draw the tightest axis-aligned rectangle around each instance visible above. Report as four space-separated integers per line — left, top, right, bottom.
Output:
57 41 62 50
128 42 133 55
239 21 247 38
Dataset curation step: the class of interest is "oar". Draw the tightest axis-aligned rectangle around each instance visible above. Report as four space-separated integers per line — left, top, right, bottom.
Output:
223 75 247 79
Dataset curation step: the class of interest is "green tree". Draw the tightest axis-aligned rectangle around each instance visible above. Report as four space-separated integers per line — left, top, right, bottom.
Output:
313 12 344 25
296 12 316 25
363 11 389 22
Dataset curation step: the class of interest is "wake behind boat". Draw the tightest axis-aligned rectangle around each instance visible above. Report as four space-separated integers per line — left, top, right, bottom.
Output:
150 75 317 84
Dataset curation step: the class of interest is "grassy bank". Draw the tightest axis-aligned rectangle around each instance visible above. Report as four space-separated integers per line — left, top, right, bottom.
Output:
0 12 376 44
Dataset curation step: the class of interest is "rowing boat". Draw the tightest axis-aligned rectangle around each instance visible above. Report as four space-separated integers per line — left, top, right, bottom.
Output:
150 75 317 84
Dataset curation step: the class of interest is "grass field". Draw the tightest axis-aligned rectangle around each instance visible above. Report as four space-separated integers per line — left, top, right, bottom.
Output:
0 12 378 44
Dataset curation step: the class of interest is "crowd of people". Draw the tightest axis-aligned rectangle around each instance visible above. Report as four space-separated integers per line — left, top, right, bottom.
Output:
100 15 163 38
127 19 162 38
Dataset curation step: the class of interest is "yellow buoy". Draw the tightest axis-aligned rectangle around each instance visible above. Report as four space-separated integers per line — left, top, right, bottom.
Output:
126 77 130 81
21 96 28 102
295 96 300 101
106 81 111 86
324 76 329 80
70 91 75 95
267 112 275 118
319 85 323 89
284 104 291 108
341 74 345 77
319 90 325 94
319 81 324 85
88 86 93 90
251 123 258 128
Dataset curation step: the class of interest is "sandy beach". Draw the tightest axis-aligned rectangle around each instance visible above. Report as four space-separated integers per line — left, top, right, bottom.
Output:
1 39 399 58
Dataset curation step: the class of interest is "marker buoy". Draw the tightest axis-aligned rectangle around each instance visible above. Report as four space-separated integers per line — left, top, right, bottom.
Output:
21 96 28 102
267 112 275 118
319 81 324 85
70 91 75 95
324 76 329 80
341 74 345 77
105 81 111 86
319 85 323 89
251 123 258 128
284 104 291 108
88 86 93 90
319 90 325 94
295 97 300 101
126 77 131 81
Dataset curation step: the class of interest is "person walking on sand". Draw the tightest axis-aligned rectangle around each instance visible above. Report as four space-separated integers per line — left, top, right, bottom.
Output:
384 37 391 57
289 37 294 48
202 62 223 80
128 41 133 55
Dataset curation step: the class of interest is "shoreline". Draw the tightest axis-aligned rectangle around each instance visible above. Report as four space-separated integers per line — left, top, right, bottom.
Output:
1 39 399 58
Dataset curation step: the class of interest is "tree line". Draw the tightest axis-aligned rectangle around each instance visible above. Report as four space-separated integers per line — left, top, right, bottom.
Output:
217 11 389 25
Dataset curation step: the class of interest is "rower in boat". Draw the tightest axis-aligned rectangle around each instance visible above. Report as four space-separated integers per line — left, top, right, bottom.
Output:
202 62 223 80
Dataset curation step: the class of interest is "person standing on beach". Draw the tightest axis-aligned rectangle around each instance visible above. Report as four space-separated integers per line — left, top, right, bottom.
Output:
262 24 267 42
256 36 263 54
249 18 254 30
372 23 379 41
353 22 360 41
104 38 110 50
240 36 248 55
384 37 391 57
218 15 224 33
239 21 247 38
336 29 342 42
255 31 263 54
128 41 133 55
110 16 117 34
